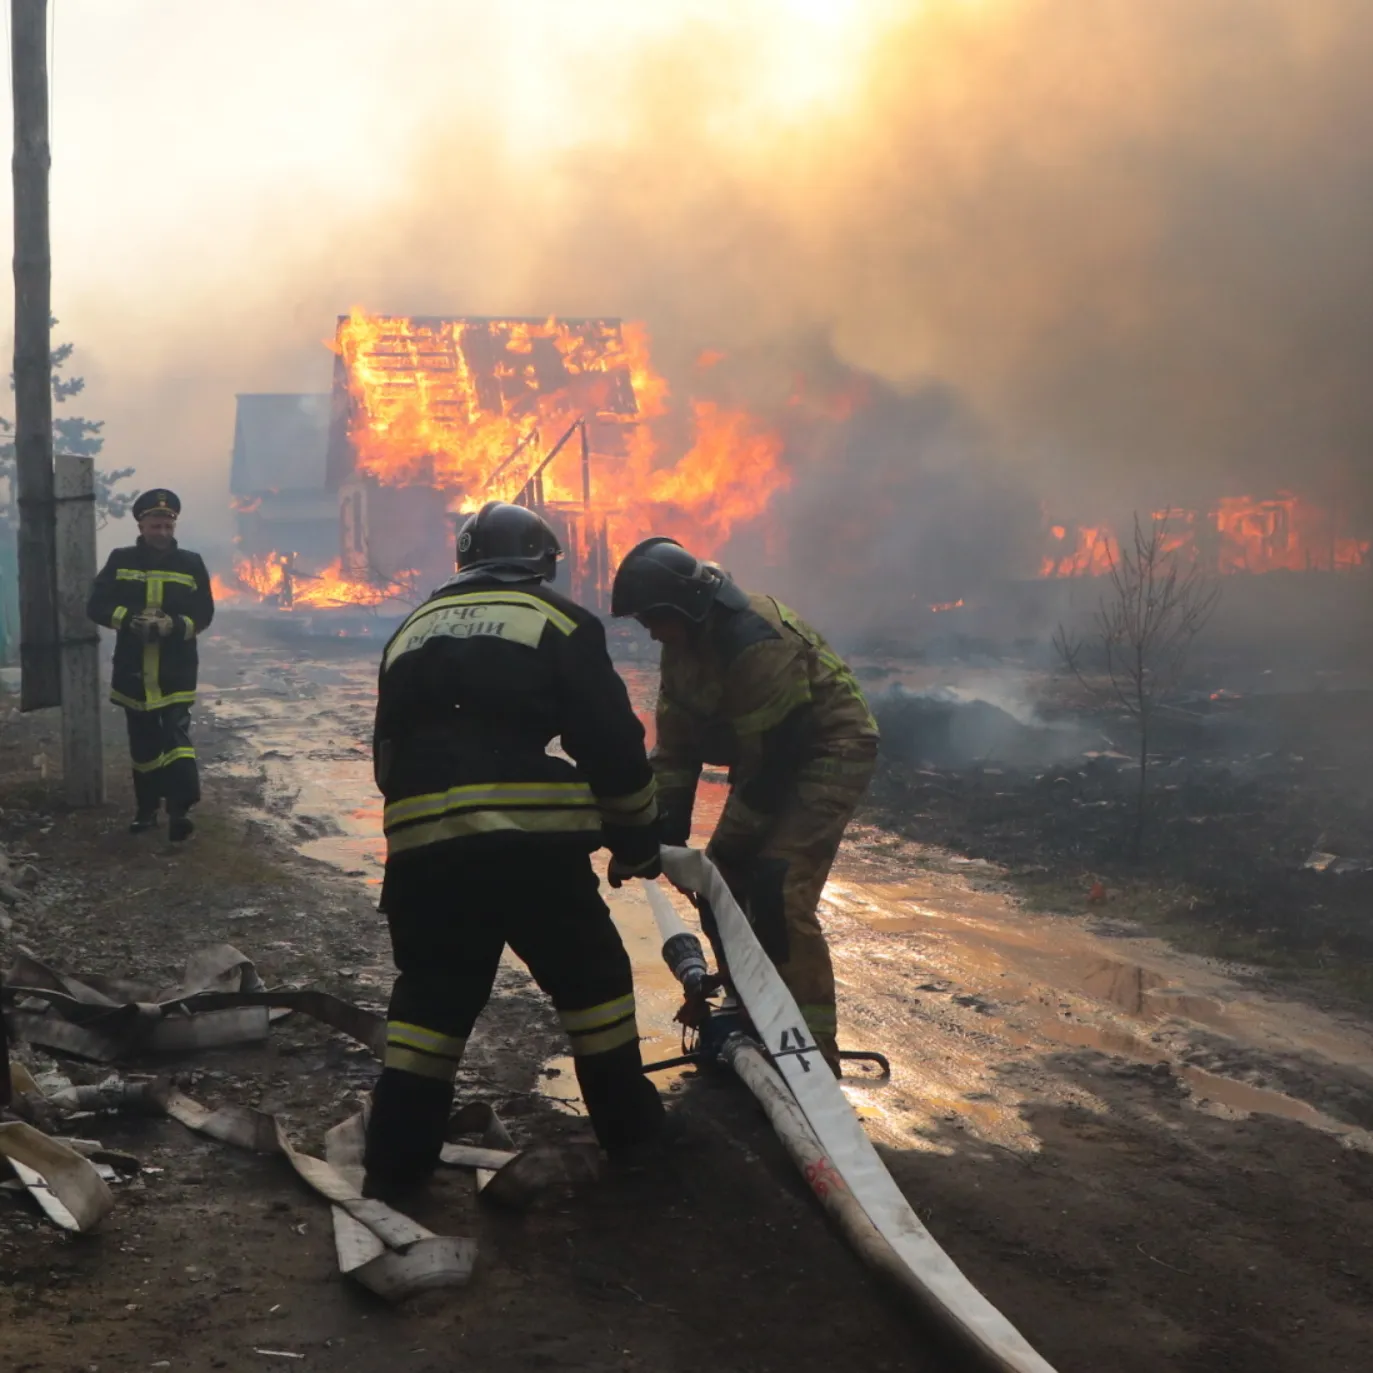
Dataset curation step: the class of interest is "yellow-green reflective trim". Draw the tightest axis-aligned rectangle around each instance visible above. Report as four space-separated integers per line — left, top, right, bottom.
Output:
182 615 196 640
559 994 636 1033
391 589 575 648
731 677 813 736
142 576 165 706
597 778 660 828
142 640 162 707
384 1045 460 1081
565 1019 639 1056
385 600 550 669
385 807 603 856
111 689 197 711
384 780 596 831
131 746 196 774
111 605 128 629
386 1021 466 1059
114 567 198 589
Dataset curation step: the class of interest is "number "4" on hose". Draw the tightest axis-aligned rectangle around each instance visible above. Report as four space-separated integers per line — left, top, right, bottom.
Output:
775 1026 815 1071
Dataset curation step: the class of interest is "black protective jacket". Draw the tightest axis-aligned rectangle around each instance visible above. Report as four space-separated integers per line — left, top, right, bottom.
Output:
87 538 214 711
374 570 660 871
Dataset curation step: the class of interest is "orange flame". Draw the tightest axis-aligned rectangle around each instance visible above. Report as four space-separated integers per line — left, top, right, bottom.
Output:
330 312 788 587
225 549 415 608
235 550 289 597
292 559 417 609
1214 493 1369 573
210 573 240 602
929 598 965 613
1040 493 1369 578
1040 526 1120 578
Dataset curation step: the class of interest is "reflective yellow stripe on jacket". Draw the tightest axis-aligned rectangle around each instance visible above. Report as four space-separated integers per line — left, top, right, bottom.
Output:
384 780 602 857
384 590 577 670
595 777 659 828
131 746 196 774
114 567 199 589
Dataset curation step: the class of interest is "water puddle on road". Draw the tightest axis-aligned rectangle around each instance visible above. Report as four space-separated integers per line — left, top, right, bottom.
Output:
536 879 704 1116
824 873 1373 1152
202 643 1373 1155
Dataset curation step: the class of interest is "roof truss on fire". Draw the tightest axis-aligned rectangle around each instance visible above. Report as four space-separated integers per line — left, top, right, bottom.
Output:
338 315 637 418
326 315 641 491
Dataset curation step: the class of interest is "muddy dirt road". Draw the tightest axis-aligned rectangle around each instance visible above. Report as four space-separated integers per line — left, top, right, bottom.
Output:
2 634 1371 1371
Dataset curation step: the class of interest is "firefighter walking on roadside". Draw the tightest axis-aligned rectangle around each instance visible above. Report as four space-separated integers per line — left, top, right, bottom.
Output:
363 501 665 1198
611 539 878 1077
87 489 214 842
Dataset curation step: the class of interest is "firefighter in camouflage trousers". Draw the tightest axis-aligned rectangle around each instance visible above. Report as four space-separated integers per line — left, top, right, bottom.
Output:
611 538 878 1076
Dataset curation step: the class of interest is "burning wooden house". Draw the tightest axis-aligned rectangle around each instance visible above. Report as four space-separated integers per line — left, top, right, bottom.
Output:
221 310 786 617
325 315 648 610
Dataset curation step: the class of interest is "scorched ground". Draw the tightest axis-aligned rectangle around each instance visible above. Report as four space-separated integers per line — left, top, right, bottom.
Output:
0 630 1370 1372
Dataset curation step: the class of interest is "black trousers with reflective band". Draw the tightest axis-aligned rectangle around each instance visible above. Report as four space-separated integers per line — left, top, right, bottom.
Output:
124 704 199 813
364 847 664 1184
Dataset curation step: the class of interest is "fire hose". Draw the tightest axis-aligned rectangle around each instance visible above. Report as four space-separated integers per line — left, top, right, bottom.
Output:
642 848 1058 1373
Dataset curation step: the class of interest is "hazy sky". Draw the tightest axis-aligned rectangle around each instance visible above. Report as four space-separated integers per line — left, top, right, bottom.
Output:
1 0 1370 566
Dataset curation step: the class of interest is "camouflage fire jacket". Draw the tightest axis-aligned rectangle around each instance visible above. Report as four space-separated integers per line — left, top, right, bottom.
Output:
651 591 878 854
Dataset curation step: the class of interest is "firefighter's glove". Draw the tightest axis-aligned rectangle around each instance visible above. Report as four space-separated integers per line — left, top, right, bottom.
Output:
607 850 663 888
151 610 175 638
130 612 159 643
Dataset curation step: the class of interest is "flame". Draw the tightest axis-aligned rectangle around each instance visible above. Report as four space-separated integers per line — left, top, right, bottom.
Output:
1040 526 1119 578
210 573 240 602
224 549 415 608
328 311 788 594
614 399 788 557
1214 493 1369 573
1040 493 1369 578
235 550 289 597
292 559 417 609
929 598 965 613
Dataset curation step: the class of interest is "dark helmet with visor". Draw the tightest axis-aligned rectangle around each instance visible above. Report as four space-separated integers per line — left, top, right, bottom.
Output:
610 536 747 622
455 501 562 581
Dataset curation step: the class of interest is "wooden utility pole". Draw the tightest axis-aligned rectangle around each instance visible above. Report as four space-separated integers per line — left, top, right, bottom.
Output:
54 454 103 804
12 0 59 710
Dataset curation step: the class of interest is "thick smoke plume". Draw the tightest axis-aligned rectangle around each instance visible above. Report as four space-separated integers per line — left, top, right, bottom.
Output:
59 0 1373 618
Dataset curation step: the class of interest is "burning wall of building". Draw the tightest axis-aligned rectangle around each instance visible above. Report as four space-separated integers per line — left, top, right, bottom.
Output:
316 312 787 608
212 315 1369 634
1042 493 1370 579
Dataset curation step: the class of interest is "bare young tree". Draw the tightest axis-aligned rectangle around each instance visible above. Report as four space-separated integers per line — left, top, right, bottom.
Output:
1054 514 1221 856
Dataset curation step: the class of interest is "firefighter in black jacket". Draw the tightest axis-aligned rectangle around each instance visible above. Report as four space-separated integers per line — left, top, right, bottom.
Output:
363 501 665 1198
87 489 214 841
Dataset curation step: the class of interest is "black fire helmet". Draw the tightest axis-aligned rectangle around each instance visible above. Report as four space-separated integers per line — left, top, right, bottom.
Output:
455 501 562 581
610 536 748 622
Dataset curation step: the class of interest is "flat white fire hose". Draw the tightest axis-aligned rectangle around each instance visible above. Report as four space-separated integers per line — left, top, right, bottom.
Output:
646 848 1058 1373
